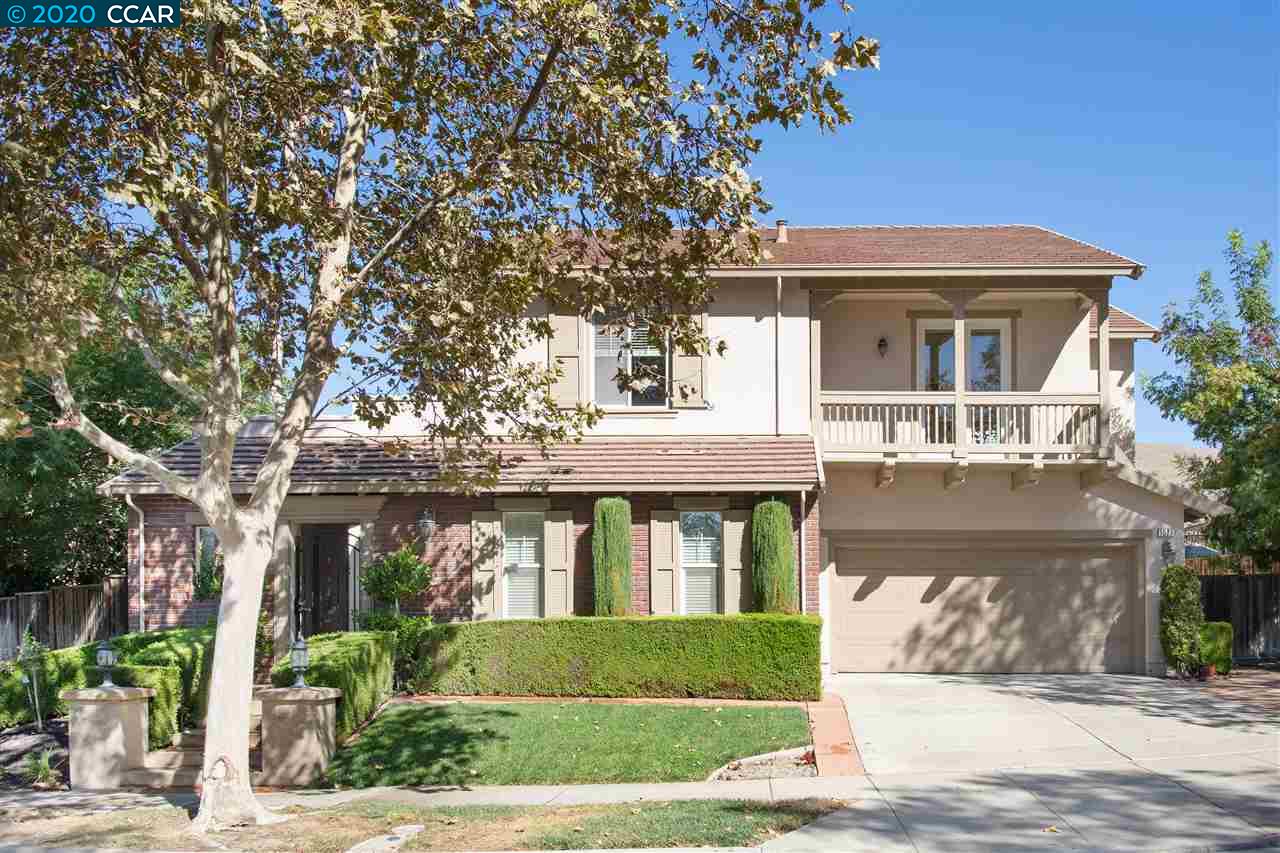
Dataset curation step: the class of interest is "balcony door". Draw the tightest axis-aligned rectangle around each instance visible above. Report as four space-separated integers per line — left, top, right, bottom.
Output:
916 319 1012 392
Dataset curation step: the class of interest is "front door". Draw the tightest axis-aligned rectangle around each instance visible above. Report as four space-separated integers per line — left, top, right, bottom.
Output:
299 524 350 635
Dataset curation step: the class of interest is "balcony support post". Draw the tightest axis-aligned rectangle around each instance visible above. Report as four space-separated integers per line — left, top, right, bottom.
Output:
1095 287 1113 456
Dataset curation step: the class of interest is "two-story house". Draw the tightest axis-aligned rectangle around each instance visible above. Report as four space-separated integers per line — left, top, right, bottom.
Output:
100 224 1226 676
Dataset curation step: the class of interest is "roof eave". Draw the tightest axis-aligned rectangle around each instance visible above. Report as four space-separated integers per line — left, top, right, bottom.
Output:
707 263 1144 279
102 478 823 496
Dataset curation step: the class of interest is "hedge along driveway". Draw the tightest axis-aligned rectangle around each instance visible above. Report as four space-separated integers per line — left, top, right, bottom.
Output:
325 701 811 788
412 614 821 700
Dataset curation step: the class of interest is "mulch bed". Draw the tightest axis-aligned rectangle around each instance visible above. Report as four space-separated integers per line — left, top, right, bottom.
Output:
0 718 68 791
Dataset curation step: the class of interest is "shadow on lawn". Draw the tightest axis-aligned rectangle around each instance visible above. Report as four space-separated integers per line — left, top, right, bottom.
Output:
326 705 517 789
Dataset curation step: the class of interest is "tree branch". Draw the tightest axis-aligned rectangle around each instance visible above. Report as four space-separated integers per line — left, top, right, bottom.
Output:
353 39 564 285
48 367 197 501
109 275 207 406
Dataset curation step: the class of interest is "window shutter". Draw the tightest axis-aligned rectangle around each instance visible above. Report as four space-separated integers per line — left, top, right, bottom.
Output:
544 511 574 617
671 313 708 409
649 510 679 614
548 311 583 408
721 510 751 613
471 511 503 620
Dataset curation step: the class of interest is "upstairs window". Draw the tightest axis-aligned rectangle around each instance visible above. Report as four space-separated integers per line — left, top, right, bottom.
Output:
916 319 1012 392
592 318 668 407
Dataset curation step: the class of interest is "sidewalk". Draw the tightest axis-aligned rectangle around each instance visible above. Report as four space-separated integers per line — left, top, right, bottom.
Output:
259 776 875 811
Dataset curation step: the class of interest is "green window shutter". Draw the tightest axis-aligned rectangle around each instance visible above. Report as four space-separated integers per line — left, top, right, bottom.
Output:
721 509 751 613
543 510 574 617
671 312 708 409
649 510 679 614
548 312 583 408
471 511 502 620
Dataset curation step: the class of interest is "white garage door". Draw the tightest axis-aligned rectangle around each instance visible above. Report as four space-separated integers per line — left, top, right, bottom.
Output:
831 542 1137 673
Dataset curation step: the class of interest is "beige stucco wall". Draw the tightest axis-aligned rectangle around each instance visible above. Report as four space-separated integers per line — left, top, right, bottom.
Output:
820 466 1185 676
820 295 1136 403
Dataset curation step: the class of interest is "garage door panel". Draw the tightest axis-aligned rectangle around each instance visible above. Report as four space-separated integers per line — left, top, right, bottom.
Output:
831 543 1135 674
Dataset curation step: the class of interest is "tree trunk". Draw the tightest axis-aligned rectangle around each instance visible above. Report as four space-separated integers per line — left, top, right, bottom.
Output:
190 518 285 832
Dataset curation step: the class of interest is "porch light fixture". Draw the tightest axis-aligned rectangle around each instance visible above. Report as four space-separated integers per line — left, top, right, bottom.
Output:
290 635 310 688
96 641 118 687
877 337 889 358
416 507 437 539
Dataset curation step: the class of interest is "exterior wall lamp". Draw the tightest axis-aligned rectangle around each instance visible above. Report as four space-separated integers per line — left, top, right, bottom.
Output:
877 337 889 358
417 507 437 539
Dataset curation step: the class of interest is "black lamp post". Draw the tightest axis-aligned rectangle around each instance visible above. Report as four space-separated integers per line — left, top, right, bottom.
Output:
290 634 310 688
96 641 118 687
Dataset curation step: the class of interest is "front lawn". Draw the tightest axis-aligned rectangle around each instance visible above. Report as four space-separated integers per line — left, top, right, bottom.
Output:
0 799 844 852
327 701 811 787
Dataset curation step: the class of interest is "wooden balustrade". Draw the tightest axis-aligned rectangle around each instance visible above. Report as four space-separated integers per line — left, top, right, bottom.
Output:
820 392 1102 454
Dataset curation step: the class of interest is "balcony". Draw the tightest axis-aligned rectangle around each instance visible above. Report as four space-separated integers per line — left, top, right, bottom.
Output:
819 391 1105 457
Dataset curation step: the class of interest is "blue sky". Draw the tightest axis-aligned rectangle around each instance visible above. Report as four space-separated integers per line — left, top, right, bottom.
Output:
749 1 1278 445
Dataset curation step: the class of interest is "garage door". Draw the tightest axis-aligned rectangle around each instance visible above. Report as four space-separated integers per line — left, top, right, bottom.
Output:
831 542 1136 673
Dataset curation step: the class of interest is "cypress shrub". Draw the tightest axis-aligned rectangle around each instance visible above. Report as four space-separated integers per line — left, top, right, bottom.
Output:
752 499 797 613
592 497 633 615
1159 564 1204 676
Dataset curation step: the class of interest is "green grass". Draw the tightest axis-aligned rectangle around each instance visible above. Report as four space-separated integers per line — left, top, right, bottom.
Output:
326 701 811 788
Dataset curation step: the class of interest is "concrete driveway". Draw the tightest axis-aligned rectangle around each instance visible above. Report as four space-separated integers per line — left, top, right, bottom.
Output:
767 674 1280 852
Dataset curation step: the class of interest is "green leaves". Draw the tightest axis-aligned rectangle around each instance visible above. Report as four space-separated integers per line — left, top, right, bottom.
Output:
1145 231 1278 566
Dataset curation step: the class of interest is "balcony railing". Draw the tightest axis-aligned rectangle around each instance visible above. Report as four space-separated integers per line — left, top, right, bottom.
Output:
820 392 1103 454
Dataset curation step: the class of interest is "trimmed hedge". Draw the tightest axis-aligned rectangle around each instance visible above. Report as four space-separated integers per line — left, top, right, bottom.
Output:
271 631 395 740
592 497 633 615
128 628 215 729
1160 564 1205 676
410 614 821 701
89 665 183 749
752 499 797 613
1200 622 1233 675
0 627 215 742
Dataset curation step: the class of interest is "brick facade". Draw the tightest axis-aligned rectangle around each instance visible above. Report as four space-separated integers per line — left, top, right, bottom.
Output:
125 490 822 628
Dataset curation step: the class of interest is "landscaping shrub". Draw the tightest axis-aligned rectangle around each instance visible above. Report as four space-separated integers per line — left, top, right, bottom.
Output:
270 631 394 740
751 499 796 613
360 544 432 612
128 628 215 729
89 664 182 749
0 627 214 735
1199 621 1233 675
592 497 633 615
355 610 434 688
411 614 821 700
1160 564 1205 675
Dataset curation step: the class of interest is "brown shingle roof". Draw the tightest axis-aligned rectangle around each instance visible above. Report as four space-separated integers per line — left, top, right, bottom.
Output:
1088 305 1160 339
101 435 821 494
743 225 1142 272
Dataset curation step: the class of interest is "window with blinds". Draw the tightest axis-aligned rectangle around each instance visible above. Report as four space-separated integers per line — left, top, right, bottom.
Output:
680 511 722 615
593 317 667 407
503 512 544 619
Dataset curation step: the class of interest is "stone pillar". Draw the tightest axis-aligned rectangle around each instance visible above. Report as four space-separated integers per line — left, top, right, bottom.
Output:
258 686 342 787
60 687 154 790
270 520 296 663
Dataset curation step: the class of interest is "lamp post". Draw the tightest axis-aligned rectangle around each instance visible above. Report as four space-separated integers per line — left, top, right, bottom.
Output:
290 634 310 688
96 641 118 687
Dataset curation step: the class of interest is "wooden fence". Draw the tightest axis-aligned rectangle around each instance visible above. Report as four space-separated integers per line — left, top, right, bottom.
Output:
1188 555 1279 576
0 576 128 661
1201 574 1280 661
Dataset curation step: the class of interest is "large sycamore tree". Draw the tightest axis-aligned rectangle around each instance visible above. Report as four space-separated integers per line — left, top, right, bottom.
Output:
1146 231 1278 566
0 0 877 829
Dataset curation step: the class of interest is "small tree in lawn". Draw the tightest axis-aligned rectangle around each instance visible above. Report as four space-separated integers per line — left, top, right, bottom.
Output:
752 498 796 612
360 545 432 616
592 497 632 615
0 0 877 830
